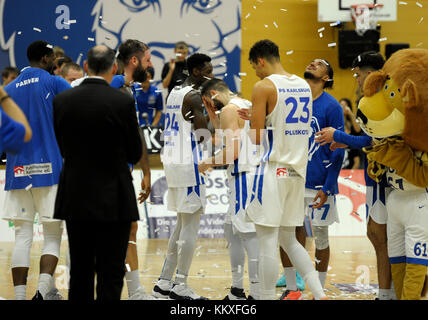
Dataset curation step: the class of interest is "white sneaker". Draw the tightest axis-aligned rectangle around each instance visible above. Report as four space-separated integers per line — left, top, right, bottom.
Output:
129 286 157 300
44 288 64 300
169 284 208 300
152 279 173 299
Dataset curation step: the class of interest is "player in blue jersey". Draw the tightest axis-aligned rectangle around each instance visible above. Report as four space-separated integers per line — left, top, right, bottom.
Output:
110 39 153 300
0 85 32 154
279 58 345 300
1 41 71 300
135 67 164 127
315 52 396 300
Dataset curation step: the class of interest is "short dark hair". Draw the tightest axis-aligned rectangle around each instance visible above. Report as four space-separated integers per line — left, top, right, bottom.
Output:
175 41 188 50
146 67 155 79
2 66 19 79
249 39 280 64
186 53 211 76
322 59 334 89
56 55 73 68
340 98 352 109
87 45 116 75
60 63 83 77
26 40 54 64
200 78 229 97
117 39 149 66
352 51 385 71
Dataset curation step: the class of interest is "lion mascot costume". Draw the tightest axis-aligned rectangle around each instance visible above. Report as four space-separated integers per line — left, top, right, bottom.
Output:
357 48 428 300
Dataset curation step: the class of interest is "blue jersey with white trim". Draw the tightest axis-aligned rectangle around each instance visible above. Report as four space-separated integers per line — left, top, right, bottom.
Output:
4 67 71 190
305 91 345 195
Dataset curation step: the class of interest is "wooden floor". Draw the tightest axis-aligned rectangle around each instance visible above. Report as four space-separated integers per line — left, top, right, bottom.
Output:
0 236 394 300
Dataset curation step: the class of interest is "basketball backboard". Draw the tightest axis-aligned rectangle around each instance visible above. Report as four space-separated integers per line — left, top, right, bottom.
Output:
318 0 397 22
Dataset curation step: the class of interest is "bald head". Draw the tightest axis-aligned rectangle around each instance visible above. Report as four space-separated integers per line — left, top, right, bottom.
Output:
87 45 116 75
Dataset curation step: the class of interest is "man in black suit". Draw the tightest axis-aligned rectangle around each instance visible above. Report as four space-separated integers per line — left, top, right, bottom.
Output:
53 45 144 300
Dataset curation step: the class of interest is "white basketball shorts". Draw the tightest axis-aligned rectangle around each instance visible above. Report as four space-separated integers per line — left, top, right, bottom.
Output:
304 188 339 227
245 161 305 227
227 170 256 234
167 184 206 214
387 188 428 266
2 185 60 223
365 184 391 225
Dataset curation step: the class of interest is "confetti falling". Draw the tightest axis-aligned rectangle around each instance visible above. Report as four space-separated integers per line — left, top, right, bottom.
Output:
399 1 408 5
286 50 294 55
379 37 387 42
416 2 423 8
25 184 32 191
328 42 336 47
33 27 41 32
88 37 95 42
273 21 278 28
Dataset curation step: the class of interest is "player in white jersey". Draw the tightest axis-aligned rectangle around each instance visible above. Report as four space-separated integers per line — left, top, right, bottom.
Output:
382 153 428 299
152 53 214 300
198 78 260 300
242 39 326 300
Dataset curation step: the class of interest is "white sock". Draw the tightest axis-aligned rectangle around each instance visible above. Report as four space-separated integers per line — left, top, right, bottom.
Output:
37 273 53 298
390 281 397 300
125 270 141 297
304 271 326 300
284 267 297 291
378 288 391 300
14 285 26 300
318 271 327 288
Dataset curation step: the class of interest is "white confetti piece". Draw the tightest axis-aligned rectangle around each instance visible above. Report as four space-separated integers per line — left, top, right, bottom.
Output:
318 27 325 32
264 24 268 28
46 44 53 49
325 163 332 168
65 19 77 25
25 184 32 191
330 22 339 27
273 21 278 28
215 110 221 115
17 31 22 35
399 1 407 4
245 13 251 19
63 35 69 40
416 2 423 7
315 185 323 188
45 92 50 99
33 27 41 32
416 42 424 47
328 42 336 47
280 8 287 12
88 37 95 42
238 72 247 76
128 241 137 245
286 50 294 55
319 32 323 38
418 17 424 24
379 37 387 42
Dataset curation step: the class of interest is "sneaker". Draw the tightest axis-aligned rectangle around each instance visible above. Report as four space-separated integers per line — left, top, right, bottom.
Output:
169 284 208 300
152 279 174 299
280 289 303 300
129 286 157 300
31 290 44 300
44 288 64 300
223 287 246 300
276 275 287 287
296 271 305 291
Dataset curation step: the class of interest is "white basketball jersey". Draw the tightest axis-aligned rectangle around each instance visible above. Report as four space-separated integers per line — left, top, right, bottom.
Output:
162 85 205 187
228 98 260 174
263 74 313 178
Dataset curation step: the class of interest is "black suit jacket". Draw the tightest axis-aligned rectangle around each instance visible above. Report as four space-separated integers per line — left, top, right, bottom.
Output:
53 77 142 222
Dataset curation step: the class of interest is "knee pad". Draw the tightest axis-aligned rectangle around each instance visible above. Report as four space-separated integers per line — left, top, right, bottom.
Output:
313 226 329 250
11 220 34 268
41 222 63 258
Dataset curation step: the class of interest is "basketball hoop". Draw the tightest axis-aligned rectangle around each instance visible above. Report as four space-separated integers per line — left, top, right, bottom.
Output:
351 3 383 36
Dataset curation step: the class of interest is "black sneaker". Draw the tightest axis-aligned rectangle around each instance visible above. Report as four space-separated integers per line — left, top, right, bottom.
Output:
32 291 44 300
224 287 246 300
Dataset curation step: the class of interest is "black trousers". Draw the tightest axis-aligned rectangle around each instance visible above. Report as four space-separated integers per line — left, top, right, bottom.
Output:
66 219 131 301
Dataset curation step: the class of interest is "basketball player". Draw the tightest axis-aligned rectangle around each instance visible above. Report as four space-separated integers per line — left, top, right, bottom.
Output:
152 53 213 300
198 78 260 300
2 41 71 300
111 39 153 300
243 39 327 300
278 58 345 300
315 52 397 300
